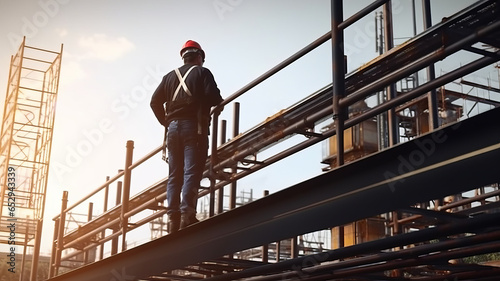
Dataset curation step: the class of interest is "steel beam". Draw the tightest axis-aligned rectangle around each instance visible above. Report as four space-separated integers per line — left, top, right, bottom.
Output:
48 106 500 281
217 228 500 281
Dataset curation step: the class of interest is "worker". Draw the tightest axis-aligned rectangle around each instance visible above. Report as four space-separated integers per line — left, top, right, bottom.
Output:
150 40 223 233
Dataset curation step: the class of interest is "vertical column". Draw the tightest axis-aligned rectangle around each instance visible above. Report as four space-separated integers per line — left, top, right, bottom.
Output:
121 141 134 252
375 11 388 149
209 112 220 217
331 0 346 166
261 190 269 263
411 0 420 87
384 1 399 146
54 191 68 276
218 120 227 214
422 0 439 131
291 237 299 259
495 183 500 202
338 225 345 249
100 176 109 260
48 218 59 277
112 180 122 255
230 102 240 210
84 202 94 264
276 241 281 262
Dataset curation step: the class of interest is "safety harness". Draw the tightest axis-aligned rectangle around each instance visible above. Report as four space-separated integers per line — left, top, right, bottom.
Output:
172 65 196 101
162 65 198 162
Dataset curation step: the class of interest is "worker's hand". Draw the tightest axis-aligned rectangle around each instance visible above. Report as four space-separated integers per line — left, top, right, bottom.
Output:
213 105 224 115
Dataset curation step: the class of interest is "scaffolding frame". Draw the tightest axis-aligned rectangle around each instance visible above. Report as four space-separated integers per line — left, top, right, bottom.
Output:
0 37 62 280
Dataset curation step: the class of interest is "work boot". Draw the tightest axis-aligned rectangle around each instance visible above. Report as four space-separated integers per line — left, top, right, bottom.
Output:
180 213 199 229
167 213 180 233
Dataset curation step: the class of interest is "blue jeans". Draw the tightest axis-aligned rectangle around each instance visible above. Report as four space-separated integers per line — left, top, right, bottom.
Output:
166 120 206 216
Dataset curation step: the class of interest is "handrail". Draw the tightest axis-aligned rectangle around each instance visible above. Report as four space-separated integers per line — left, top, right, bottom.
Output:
52 170 124 220
52 144 163 220
215 0 389 111
129 144 163 170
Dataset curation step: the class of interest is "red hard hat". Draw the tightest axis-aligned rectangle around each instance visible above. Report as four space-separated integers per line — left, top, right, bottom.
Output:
180 40 205 60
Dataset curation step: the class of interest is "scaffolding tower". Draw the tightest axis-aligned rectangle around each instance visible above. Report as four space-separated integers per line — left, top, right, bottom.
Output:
0 37 62 280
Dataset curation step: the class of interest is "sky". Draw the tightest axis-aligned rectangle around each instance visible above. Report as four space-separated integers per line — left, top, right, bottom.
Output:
1 0 497 257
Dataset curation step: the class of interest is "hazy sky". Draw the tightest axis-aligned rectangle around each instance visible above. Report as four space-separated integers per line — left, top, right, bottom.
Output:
1 0 494 256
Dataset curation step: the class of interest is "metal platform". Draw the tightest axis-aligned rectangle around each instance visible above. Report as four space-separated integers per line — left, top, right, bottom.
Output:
48 105 500 281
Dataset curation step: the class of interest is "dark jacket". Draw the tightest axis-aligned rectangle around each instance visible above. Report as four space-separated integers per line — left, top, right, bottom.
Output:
150 64 222 132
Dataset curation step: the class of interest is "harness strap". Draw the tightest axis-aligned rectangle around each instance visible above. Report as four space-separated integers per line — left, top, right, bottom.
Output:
162 65 197 162
172 65 197 101
162 128 168 162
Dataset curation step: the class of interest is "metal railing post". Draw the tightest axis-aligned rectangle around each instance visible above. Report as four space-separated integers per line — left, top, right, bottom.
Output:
230 102 240 210
100 176 109 260
384 1 399 146
423 0 439 131
48 217 59 277
261 190 269 263
276 241 281 262
121 140 134 252
331 0 347 166
291 236 298 259
112 179 122 255
218 119 227 214
209 113 219 217
84 202 93 264
54 191 68 276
